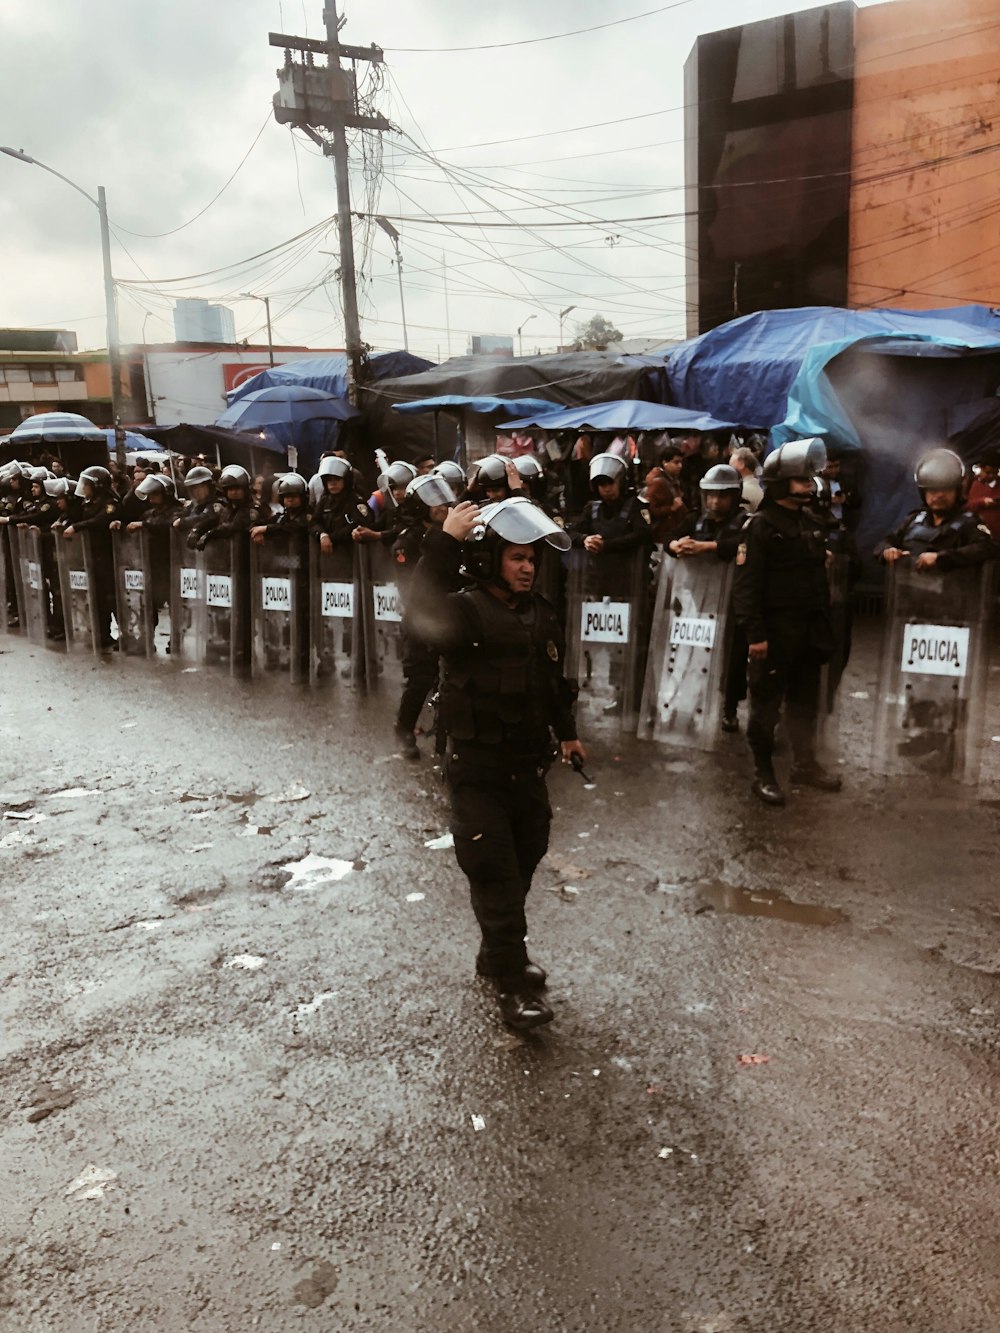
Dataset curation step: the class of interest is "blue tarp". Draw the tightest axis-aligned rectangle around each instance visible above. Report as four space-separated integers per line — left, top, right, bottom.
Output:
393 395 560 420
502 400 743 433
666 305 1000 431
226 351 434 405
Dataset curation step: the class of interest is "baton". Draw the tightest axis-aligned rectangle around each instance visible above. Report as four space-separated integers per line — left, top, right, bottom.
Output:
570 752 594 784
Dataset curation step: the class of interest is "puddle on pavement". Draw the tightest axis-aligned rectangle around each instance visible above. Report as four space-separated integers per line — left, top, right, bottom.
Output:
695 880 848 927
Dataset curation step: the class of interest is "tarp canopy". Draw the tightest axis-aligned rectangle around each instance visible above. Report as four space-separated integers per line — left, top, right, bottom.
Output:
226 351 434 405
361 350 673 460
500 400 744 433
667 306 1000 559
102 429 169 456
667 305 1000 429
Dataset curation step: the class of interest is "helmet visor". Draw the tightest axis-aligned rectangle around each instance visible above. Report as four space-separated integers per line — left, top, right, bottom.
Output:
590 454 626 483
480 497 571 552
407 475 456 508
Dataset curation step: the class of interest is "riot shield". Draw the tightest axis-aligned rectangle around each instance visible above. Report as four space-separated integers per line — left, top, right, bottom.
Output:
0 527 13 636
250 529 309 682
563 546 651 733
638 556 734 750
169 530 249 674
309 539 363 687
359 541 406 693
55 530 102 657
113 528 155 657
169 525 207 663
8 525 49 645
872 561 995 784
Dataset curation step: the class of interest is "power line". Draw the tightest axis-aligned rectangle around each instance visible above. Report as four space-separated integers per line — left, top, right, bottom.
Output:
112 110 274 239
386 1 696 54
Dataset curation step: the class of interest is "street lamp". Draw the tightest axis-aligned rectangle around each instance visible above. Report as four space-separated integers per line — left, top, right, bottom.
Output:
517 314 537 358
559 305 576 348
375 215 409 353
240 293 275 366
1 146 127 472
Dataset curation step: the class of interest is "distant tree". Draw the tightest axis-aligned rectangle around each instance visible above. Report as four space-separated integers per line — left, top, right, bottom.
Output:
574 314 623 351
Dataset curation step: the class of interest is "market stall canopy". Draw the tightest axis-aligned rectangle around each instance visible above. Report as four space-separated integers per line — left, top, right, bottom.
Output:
392 395 560 419
215 384 359 431
501 400 743 433
9 411 106 444
225 351 434 406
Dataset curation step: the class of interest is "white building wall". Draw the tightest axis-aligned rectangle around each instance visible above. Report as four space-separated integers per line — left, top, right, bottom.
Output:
144 348 339 426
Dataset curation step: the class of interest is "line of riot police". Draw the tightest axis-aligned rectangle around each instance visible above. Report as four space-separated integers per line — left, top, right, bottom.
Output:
2 437 997 791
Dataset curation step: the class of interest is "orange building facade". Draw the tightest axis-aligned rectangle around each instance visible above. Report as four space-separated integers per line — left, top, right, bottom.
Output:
848 0 1000 310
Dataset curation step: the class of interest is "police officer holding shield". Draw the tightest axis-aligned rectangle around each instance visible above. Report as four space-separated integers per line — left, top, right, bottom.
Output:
879 449 996 573
733 439 841 807
407 496 585 1031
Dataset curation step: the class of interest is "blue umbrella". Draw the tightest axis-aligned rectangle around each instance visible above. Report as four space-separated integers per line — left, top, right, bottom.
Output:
392 394 559 420
501 400 746 433
102 429 169 456
215 384 359 431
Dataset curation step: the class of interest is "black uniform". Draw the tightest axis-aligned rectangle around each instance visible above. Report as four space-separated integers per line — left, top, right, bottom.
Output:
203 495 265 543
140 499 183 613
733 502 834 774
175 495 225 549
394 523 451 740
311 492 374 546
879 507 997 569
408 528 577 979
668 505 752 718
570 491 654 555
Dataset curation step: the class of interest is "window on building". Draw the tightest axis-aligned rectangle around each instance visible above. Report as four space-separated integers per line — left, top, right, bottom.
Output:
29 365 56 383
2 365 31 384
54 365 82 382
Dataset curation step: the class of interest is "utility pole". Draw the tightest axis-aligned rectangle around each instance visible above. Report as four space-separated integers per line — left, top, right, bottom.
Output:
559 304 576 350
270 5 389 403
98 187 127 472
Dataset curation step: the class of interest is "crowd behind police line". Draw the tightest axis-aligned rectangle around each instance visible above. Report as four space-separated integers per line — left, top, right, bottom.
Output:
2 432 999 799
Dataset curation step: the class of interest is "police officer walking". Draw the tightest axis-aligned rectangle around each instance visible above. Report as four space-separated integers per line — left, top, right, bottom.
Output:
407 496 586 1031
733 439 841 807
879 448 997 574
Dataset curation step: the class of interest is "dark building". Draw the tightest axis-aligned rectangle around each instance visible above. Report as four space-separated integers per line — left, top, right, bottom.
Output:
684 2 855 335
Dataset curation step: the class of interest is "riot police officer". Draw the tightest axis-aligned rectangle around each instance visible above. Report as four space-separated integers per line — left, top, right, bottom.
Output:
173 465 223 548
733 439 840 806
203 465 263 544
466 454 516 505
359 460 418 542
311 455 374 550
879 449 996 572
407 496 586 1031
250 474 312 543
58 465 121 651
1 461 32 627
668 463 751 731
392 472 458 760
570 453 654 557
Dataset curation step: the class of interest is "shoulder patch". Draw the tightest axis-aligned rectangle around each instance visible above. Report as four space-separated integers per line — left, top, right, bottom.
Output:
735 542 747 566
978 524 992 536
547 640 559 662
106 504 116 514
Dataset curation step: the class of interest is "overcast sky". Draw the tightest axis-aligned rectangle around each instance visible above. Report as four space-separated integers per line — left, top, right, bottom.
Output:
1 0 879 361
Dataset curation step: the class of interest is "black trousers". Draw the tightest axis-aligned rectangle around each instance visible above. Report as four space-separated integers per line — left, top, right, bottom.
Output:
446 750 552 978
746 620 828 771
396 634 439 734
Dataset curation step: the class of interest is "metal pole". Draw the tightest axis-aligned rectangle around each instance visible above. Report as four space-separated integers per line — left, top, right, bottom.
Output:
325 2 363 402
263 295 275 365
442 253 451 358
394 241 409 352
98 185 126 474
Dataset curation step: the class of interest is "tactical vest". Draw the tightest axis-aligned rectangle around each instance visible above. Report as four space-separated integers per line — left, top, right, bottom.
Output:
440 589 563 753
902 509 967 556
586 493 638 541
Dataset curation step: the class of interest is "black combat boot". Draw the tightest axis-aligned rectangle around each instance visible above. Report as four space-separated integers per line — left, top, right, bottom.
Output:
395 725 420 761
751 766 786 807
476 957 547 990
495 978 554 1031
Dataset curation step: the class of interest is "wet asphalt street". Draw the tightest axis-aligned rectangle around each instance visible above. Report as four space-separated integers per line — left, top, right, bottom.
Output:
2 622 1000 1332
